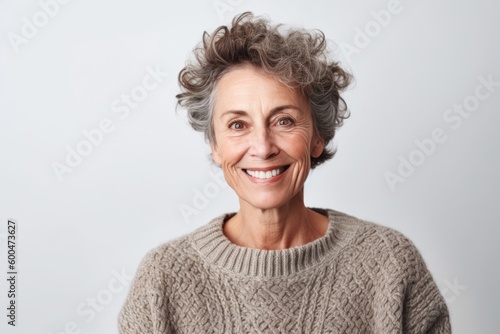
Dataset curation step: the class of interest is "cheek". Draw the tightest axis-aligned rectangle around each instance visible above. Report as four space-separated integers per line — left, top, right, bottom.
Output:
278 129 314 157
211 125 232 164
214 137 245 167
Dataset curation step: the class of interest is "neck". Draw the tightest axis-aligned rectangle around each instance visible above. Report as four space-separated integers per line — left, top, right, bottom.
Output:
223 190 328 250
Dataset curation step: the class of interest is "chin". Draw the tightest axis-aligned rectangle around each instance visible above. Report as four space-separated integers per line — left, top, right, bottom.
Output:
242 192 296 211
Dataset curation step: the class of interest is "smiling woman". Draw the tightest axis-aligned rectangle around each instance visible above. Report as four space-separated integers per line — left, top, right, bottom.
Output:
211 65 327 246
118 12 451 333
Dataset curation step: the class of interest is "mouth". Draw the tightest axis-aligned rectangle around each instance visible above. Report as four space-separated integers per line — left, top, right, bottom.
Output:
243 165 290 180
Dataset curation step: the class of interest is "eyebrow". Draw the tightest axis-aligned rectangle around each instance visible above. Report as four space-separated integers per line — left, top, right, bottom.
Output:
219 105 302 120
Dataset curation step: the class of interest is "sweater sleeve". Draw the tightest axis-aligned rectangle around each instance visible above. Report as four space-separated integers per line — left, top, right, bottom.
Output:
396 235 452 334
118 250 169 334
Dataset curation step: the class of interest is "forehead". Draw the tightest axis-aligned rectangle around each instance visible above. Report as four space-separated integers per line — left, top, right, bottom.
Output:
214 65 307 112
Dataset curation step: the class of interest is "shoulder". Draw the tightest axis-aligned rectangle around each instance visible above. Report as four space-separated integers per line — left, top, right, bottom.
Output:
137 232 196 276
324 209 450 332
325 208 430 279
136 212 230 275
139 239 183 267
326 208 418 248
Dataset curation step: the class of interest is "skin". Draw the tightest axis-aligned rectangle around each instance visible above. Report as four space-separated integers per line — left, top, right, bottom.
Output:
211 64 329 250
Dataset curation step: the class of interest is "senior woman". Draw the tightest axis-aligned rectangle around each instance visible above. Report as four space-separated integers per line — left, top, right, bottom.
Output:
119 12 450 333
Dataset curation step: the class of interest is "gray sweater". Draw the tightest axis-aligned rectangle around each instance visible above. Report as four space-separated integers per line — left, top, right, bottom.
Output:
118 208 451 333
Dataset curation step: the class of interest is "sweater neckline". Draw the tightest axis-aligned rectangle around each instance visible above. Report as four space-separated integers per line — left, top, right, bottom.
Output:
191 208 359 278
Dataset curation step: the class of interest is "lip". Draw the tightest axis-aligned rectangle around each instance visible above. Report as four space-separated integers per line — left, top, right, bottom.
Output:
242 165 290 182
242 165 289 172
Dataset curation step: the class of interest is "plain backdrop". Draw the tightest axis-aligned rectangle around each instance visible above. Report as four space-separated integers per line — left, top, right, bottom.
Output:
1 0 499 333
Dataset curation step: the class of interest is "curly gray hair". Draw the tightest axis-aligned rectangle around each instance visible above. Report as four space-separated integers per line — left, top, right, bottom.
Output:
176 12 352 168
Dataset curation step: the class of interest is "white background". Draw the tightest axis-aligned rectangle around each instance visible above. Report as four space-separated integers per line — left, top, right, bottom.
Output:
1 0 499 333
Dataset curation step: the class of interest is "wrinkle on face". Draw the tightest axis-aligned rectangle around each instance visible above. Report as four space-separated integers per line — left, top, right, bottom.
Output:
211 64 324 211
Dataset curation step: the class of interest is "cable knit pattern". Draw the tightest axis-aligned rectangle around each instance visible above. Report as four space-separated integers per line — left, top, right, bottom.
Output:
118 208 451 333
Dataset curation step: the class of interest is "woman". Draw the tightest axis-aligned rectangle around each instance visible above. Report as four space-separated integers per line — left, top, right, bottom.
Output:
119 12 450 333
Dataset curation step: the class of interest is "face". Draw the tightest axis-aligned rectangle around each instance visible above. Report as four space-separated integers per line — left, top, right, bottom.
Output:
211 64 324 210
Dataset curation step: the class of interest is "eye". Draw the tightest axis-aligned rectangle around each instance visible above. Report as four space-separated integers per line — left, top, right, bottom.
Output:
277 117 294 126
229 121 245 130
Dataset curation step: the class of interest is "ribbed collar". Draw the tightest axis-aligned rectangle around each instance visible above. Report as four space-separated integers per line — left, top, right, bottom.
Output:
191 208 360 278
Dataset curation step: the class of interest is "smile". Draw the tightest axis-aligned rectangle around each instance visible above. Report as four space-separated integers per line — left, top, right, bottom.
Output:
243 166 290 179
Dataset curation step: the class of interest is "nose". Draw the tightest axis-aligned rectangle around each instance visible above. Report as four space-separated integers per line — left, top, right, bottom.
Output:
248 126 279 160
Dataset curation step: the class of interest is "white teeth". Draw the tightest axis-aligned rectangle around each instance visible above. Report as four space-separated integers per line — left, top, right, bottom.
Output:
245 167 286 179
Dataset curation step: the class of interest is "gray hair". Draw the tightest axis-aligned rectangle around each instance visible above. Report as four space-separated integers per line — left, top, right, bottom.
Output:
176 12 352 168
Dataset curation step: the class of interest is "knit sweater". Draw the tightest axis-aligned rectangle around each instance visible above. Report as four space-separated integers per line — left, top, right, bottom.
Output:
118 208 451 333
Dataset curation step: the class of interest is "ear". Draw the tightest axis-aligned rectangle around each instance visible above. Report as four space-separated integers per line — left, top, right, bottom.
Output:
211 142 222 165
311 135 325 158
